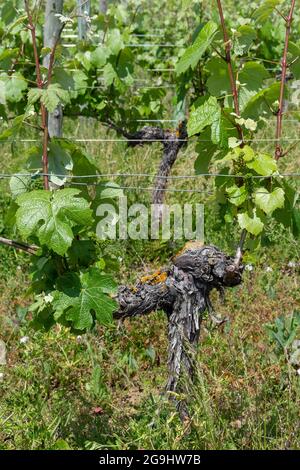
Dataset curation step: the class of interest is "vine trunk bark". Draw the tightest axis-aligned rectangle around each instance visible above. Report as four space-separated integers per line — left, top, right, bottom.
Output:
106 121 187 206
114 243 243 418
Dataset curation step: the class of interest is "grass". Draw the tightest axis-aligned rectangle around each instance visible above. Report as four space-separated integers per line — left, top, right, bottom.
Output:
0 113 299 450
0 267 299 449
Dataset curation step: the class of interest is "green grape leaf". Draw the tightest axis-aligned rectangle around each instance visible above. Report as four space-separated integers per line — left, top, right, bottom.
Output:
206 57 231 98
194 127 218 174
90 46 108 68
273 181 299 236
52 67 75 90
254 187 285 214
53 268 117 329
99 182 124 199
0 80 5 105
4 200 18 228
218 145 255 164
234 25 256 55
0 48 19 70
238 62 269 110
226 184 247 206
41 84 70 112
25 140 74 186
1 0 20 24
75 51 92 71
292 209 300 238
252 0 283 23
242 82 282 121
245 152 277 176
188 96 220 137
64 141 99 184
0 106 34 141
176 21 218 75
238 211 264 235
211 113 237 148
288 42 300 80
106 29 124 56
102 63 118 86
68 239 96 268
28 84 70 112
4 73 27 102
48 139 73 186
115 47 134 83
16 189 93 255
9 174 31 199
72 70 88 96
27 87 43 106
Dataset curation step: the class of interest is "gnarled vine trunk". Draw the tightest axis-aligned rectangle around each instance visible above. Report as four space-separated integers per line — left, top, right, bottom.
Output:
106 121 187 206
151 126 187 205
114 244 243 417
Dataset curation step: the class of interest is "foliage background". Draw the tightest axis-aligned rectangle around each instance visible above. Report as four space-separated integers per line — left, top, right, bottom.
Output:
0 0 299 449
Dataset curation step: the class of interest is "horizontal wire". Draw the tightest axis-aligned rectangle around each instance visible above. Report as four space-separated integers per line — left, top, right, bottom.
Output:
3 177 215 195
1 64 298 74
133 119 177 123
123 34 166 38
65 182 214 194
1 172 300 180
62 33 167 38
61 43 178 48
62 35 167 39
62 31 167 37
1 138 300 143
0 67 177 73
0 138 189 143
77 118 300 123
150 68 175 72
65 183 294 196
6 180 299 198
0 61 286 72
65 184 299 200
133 85 176 89
0 75 176 89
123 44 178 48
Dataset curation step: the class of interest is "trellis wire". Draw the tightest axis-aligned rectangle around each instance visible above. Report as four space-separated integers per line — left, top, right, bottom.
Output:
1 138 300 143
0 67 177 73
2 172 299 199
62 34 167 39
61 43 178 48
5 181 299 199
1 172 300 180
63 183 286 200
65 182 214 194
0 75 177 90
2 116 299 124
0 138 190 143
4 117 297 124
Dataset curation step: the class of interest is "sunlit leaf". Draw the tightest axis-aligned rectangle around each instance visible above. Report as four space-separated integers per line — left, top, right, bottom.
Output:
176 21 218 75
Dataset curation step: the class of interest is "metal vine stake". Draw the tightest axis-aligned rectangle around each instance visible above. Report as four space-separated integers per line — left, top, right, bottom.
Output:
24 0 50 190
275 0 296 161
